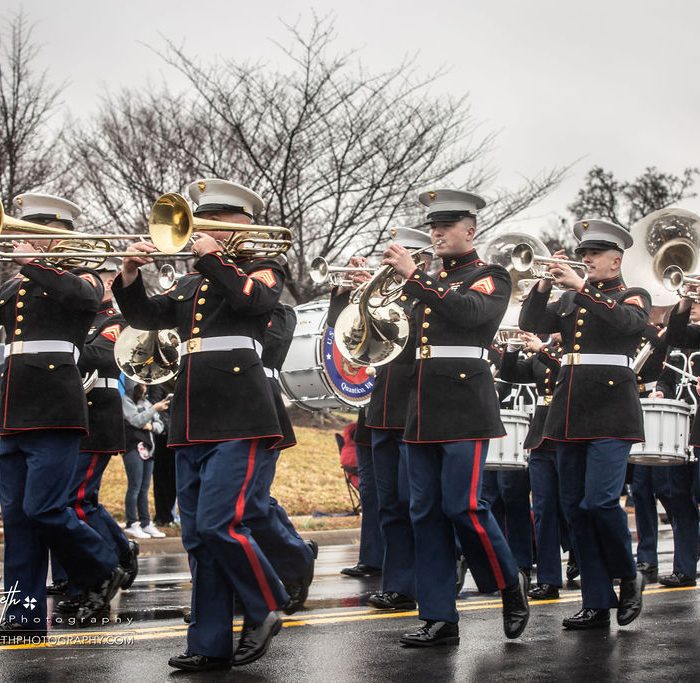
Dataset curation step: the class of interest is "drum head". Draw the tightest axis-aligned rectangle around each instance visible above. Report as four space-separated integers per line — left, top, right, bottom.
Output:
279 300 374 410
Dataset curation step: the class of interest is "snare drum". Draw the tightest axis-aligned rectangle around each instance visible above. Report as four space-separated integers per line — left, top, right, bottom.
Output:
279 300 374 411
628 398 691 465
485 409 530 470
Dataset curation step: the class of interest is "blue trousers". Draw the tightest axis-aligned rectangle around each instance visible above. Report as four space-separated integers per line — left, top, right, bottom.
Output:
0 432 118 629
557 439 636 609
631 465 660 566
371 429 415 597
528 450 563 586
244 449 314 585
406 440 519 623
481 469 533 571
356 443 384 569
176 439 289 659
51 452 131 589
654 461 699 577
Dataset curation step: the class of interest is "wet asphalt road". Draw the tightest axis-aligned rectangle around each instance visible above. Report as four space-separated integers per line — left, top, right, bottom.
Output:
2 537 700 682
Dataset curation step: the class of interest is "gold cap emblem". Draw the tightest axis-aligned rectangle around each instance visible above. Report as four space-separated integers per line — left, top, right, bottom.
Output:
198 181 206 192
428 191 437 202
582 221 589 230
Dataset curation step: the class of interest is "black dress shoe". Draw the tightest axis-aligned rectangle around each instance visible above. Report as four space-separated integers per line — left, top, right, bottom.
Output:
340 563 382 577
501 570 530 639
183 611 191 624
617 572 643 626
636 562 658 582
120 540 140 590
283 540 320 615
455 555 468 596
0 622 46 642
168 653 232 672
55 598 81 614
368 592 416 611
399 620 459 647
233 612 282 666
658 571 697 588
46 579 69 596
76 566 126 625
528 583 560 600
562 608 610 630
566 556 580 582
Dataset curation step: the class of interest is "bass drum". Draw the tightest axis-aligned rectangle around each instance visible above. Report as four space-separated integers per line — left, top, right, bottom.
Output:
280 300 375 411
485 409 530 470
628 398 691 465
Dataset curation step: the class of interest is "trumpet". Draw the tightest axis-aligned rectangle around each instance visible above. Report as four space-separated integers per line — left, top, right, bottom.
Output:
309 257 372 287
662 265 700 301
511 242 587 280
0 192 292 269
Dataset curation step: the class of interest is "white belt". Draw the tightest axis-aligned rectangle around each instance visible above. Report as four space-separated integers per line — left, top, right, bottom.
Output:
264 367 280 380
4 340 79 363
536 396 553 406
560 353 633 368
179 335 262 358
416 345 489 360
639 381 656 392
92 378 120 390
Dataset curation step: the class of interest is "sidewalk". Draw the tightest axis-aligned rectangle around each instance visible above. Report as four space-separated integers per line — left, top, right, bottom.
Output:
0 526 361 557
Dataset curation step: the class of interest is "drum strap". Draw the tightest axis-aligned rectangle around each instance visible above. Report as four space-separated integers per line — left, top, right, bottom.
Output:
560 353 633 368
179 335 262 357
264 367 280 380
416 345 488 360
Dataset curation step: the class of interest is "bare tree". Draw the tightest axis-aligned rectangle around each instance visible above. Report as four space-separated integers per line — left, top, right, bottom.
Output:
0 10 68 211
72 15 566 303
568 165 699 227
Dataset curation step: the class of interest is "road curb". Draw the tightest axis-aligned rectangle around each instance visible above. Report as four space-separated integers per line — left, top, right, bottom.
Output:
0 527 361 557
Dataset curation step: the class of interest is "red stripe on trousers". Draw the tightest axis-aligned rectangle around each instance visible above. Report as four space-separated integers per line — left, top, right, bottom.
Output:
227 439 277 612
75 454 100 522
468 440 506 590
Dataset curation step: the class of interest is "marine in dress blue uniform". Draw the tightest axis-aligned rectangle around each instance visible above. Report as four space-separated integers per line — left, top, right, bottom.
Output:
365 227 434 611
500 333 565 598
383 190 529 647
660 297 700 586
519 218 648 630
482 348 534 578
50 258 139 607
245 302 319 613
0 194 124 641
112 179 289 673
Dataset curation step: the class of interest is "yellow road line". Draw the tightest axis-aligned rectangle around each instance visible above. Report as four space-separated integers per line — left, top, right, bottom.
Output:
3 584 697 651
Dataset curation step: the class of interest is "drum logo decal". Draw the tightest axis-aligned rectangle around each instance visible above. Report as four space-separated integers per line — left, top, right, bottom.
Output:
322 327 374 404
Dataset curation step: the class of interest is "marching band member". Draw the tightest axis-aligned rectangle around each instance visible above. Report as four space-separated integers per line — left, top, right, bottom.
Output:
628 317 673 583
383 189 529 647
658 292 700 587
0 194 125 641
366 227 434 612
113 179 289 672
50 257 139 612
500 332 565 598
519 218 649 630
326 260 384 579
481 353 534 582
246 302 319 613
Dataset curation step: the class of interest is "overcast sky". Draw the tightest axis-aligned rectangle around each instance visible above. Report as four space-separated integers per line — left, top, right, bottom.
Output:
7 0 700 230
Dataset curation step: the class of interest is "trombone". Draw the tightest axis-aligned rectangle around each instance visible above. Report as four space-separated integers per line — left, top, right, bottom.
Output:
0 192 292 268
510 242 587 280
